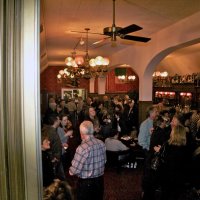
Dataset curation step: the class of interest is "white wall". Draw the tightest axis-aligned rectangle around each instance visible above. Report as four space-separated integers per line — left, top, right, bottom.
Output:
110 11 200 101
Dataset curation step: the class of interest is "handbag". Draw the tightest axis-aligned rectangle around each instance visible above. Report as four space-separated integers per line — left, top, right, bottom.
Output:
179 187 200 200
151 153 160 171
151 143 166 171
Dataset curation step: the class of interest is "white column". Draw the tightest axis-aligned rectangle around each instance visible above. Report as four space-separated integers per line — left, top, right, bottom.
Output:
89 78 95 93
89 77 95 93
98 77 106 94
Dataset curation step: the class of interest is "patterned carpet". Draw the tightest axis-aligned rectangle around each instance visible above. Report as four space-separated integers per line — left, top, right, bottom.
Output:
104 166 143 200
65 135 144 200
66 163 143 200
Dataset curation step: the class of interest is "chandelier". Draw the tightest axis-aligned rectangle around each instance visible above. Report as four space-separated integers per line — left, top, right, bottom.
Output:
57 28 110 85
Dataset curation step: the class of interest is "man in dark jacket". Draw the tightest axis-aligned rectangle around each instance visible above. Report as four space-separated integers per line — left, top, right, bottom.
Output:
44 115 65 180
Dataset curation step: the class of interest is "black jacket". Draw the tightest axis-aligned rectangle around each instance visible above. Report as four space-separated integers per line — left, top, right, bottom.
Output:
42 151 55 187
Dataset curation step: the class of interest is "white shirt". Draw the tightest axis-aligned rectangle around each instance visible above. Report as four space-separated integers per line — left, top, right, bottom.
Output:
105 138 129 151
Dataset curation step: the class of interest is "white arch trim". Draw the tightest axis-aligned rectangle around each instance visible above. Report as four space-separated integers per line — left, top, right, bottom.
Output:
110 11 200 101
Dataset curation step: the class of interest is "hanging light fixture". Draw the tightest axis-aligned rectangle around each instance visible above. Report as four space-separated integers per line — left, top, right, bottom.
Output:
57 28 110 85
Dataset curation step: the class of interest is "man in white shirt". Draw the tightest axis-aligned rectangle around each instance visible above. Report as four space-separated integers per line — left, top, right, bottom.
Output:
105 129 130 164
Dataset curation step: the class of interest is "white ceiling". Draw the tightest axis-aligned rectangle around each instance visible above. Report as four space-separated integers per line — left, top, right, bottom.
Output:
40 0 200 73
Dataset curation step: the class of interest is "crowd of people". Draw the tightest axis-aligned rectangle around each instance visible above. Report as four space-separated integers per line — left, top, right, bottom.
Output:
138 105 200 200
41 94 200 200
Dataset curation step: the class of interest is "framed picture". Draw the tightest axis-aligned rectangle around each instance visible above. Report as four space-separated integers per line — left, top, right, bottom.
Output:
61 88 86 101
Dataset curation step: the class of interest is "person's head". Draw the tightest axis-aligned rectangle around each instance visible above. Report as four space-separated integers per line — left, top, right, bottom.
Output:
114 110 121 119
74 93 78 99
114 104 123 112
49 97 56 104
124 95 129 101
48 114 60 128
79 121 94 140
102 108 108 116
183 112 192 126
59 114 69 127
78 96 83 101
109 129 119 138
170 115 179 129
49 102 57 111
41 129 50 151
128 99 135 108
146 106 158 120
88 106 96 118
60 99 66 108
43 179 73 200
169 124 187 146
86 96 92 105
170 114 185 128
103 95 108 102
160 110 169 118
154 115 166 129
168 107 176 119
56 104 62 113
97 101 104 109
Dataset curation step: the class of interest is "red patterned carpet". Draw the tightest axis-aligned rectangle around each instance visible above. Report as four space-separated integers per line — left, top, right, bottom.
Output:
104 166 143 200
64 134 144 199
66 163 143 200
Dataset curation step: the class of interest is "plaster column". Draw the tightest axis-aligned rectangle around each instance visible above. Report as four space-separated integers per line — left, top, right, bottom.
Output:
98 77 106 95
89 77 95 93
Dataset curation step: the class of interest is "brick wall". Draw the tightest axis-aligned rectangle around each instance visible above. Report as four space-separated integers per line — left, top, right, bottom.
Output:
40 66 90 97
41 66 139 96
106 68 139 93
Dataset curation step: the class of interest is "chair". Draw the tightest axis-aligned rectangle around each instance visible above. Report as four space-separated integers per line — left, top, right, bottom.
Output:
131 144 145 168
106 150 130 172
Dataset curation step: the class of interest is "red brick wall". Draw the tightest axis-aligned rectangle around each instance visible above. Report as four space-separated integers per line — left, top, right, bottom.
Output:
40 66 139 96
106 68 139 93
40 66 90 96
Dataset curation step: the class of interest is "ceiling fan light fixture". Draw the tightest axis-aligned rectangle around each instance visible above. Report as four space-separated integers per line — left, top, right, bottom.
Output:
102 57 110 65
75 55 84 65
95 56 104 65
58 28 110 85
71 60 78 68
59 70 64 75
57 74 62 79
89 58 96 67
79 37 85 45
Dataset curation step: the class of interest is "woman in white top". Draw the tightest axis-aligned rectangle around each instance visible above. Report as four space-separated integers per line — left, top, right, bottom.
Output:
57 114 73 170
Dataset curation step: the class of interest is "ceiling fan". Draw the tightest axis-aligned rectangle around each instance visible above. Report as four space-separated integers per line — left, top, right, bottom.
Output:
70 0 151 45
98 0 151 44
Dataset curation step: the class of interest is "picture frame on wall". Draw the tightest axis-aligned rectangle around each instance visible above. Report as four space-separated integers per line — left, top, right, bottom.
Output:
61 88 86 101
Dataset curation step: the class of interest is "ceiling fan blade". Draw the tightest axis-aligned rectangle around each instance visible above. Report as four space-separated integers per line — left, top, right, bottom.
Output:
92 36 111 45
91 42 110 49
70 30 104 35
118 24 143 35
121 35 151 42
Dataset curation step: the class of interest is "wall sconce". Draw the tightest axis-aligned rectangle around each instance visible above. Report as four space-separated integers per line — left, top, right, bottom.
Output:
153 71 168 77
118 75 126 80
180 92 192 96
128 75 136 81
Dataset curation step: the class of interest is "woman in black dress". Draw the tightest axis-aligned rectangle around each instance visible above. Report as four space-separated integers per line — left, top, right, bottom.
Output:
159 124 190 200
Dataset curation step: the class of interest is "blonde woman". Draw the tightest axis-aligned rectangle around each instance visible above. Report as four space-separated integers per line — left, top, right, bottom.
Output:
158 124 190 200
